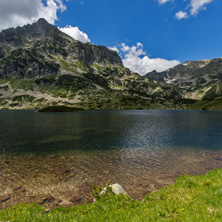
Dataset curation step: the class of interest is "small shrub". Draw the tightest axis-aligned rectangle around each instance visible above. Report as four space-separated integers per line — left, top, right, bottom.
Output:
92 183 112 201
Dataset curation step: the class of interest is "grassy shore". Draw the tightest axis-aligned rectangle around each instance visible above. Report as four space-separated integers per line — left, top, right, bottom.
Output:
0 169 221 222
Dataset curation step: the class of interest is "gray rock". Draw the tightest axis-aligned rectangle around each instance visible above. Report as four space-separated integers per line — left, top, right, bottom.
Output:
109 183 128 195
100 183 128 196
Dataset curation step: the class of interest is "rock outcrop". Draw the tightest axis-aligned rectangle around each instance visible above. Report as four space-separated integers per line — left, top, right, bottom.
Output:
145 58 222 100
0 18 122 79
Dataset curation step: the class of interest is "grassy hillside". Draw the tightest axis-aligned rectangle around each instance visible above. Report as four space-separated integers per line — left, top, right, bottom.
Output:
0 70 184 110
1 169 221 221
191 96 222 110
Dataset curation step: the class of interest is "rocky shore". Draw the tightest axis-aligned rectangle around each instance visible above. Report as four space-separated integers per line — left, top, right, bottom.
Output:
0 149 222 209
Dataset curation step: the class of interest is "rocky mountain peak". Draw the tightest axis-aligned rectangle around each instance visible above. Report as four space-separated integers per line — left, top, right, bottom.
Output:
182 60 211 69
0 18 61 47
143 70 165 82
145 57 222 101
0 18 123 79
36 18 50 25
15 18 60 41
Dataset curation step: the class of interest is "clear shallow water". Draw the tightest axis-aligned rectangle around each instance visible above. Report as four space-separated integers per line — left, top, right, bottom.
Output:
0 110 222 155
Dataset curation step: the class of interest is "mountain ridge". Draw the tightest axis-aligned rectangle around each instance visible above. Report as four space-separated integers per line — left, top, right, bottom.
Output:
145 58 222 100
0 19 221 110
0 19 184 110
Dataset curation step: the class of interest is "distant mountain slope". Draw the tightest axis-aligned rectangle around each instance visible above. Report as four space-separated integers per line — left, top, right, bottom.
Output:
145 59 222 100
0 18 122 79
0 19 183 110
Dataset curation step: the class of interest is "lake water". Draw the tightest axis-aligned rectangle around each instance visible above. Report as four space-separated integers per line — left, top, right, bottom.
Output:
0 110 222 155
0 110 222 207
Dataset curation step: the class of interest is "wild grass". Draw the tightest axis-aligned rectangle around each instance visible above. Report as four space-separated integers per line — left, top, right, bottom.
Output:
191 96 222 110
0 169 221 221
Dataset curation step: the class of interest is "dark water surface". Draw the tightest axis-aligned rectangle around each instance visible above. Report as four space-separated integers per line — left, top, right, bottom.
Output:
0 110 222 208
0 110 222 155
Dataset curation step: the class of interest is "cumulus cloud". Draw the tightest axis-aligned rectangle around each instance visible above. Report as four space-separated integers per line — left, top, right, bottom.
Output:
158 0 171 5
108 46 119 53
58 25 91 43
0 0 67 31
175 11 188 20
190 0 213 15
173 0 214 19
115 43 180 75
157 0 215 19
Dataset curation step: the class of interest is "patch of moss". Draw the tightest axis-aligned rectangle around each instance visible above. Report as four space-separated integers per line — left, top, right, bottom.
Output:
12 95 35 102
83 72 109 88
35 76 56 85
9 102 20 107
9 79 35 91
55 74 93 91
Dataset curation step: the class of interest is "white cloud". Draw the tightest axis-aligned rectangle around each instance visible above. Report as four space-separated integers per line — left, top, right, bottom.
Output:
0 0 67 31
115 43 180 75
158 0 171 5
58 25 91 43
108 46 119 53
175 11 188 20
157 0 214 19
190 0 213 15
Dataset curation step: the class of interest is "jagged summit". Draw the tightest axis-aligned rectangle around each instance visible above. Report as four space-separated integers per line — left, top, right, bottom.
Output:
15 18 61 40
36 18 50 25
0 18 123 79
0 18 62 47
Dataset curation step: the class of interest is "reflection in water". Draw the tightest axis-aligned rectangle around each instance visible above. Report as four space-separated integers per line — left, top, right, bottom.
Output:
0 110 222 154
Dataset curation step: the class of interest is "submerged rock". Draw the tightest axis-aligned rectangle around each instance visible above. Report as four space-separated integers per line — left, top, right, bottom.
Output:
35 194 55 205
214 155 222 161
69 195 82 204
0 194 10 202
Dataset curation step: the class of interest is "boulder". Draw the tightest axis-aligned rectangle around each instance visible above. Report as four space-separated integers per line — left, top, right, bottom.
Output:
100 183 128 196
109 183 128 195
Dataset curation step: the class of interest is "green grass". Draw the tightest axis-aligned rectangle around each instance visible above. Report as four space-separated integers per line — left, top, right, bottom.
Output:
0 169 221 221
9 79 35 91
191 96 222 110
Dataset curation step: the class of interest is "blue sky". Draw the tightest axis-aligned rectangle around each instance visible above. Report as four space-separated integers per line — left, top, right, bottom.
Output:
0 0 221 74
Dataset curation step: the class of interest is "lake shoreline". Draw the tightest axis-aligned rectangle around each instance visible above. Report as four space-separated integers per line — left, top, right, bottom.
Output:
1 168 222 221
1 149 222 209
1 107 222 111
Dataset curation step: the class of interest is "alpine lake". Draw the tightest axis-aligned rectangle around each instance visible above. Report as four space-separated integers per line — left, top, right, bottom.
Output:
0 110 222 208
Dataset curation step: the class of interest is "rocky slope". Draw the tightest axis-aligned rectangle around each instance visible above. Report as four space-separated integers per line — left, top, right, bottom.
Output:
145 59 222 101
0 18 183 110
